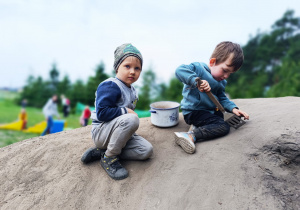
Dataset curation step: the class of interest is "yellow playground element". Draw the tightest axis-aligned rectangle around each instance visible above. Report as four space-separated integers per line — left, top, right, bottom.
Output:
1 119 67 134
24 121 47 134
25 120 67 134
0 120 24 131
0 108 67 134
0 109 28 131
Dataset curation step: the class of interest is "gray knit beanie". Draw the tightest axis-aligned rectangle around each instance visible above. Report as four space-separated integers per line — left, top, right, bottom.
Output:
113 43 143 72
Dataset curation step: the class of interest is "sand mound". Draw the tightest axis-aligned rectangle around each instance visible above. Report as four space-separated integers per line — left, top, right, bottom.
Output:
1 97 300 210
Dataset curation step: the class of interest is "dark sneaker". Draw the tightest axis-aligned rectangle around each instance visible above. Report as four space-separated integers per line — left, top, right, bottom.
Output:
100 155 128 180
81 147 106 164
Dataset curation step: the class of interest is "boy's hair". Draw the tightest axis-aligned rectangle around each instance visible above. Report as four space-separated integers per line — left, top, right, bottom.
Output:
210 41 244 72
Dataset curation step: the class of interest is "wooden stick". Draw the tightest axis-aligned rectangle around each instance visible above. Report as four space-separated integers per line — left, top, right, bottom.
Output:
195 77 226 113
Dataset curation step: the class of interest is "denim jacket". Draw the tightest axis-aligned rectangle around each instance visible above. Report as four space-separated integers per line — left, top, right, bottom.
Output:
175 62 237 115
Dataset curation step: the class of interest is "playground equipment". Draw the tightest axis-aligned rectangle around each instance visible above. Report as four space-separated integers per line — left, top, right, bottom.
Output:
0 120 24 131
50 120 66 134
1 120 66 134
24 121 47 134
0 111 27 131
25 120 66 134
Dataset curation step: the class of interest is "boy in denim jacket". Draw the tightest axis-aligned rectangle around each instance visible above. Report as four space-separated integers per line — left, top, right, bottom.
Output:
81 43 153 180
175 41 249 154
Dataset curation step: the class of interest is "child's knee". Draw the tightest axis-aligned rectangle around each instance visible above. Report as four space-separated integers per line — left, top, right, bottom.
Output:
221 122 230 135
140 143 153 160
215 121 230 137
120 114 139 131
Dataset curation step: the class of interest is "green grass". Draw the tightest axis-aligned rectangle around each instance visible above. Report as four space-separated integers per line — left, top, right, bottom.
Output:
0 90 151 148
0 98 83 148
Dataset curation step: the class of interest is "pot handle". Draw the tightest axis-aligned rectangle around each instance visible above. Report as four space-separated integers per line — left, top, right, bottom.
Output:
149 110 156 113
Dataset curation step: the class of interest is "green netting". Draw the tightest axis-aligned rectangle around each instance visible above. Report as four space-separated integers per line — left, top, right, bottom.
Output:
75 102 95 114
135 109 151 118
76 102 150 118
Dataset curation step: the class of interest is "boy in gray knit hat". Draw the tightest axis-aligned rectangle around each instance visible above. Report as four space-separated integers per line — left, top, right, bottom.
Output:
81 43 153 180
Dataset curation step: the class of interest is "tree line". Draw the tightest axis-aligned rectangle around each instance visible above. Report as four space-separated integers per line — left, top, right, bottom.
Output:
18 62 183 111
227 10 300 98
18 10 300 111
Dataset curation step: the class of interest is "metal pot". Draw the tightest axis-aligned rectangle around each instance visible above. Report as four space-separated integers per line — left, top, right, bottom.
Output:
149 101 180 127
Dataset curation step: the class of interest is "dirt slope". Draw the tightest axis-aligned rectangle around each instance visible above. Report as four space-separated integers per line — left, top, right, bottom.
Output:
0 97 299 210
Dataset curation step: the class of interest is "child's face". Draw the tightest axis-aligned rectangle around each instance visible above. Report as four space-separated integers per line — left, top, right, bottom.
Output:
116 56 142 87
52 95 58 102
209 57 235 81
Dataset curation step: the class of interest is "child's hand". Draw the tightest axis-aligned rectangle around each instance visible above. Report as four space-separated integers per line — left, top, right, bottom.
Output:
126 108 138 116
232 108 249 120
198 80 211 92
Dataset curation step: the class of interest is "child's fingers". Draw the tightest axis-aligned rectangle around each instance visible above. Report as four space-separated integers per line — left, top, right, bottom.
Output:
204 86 211 92
198 86 204 92
200 81 211 92
239 112 249 120
243 113 249 120
199 85 211 92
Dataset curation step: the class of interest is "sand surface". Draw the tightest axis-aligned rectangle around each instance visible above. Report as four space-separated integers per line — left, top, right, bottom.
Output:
0 97 300 210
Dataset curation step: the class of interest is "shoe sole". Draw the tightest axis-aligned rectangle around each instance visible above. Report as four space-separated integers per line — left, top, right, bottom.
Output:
174 133 196 154
100 160 129 180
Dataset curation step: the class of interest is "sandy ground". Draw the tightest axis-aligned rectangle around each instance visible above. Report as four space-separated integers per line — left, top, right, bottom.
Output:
0 97 299 210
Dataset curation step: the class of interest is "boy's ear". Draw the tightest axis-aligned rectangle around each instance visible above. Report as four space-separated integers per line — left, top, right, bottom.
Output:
209 58 216 67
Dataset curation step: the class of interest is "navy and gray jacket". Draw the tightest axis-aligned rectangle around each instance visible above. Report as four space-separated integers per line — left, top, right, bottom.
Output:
91 77 138 125
175 62 237 116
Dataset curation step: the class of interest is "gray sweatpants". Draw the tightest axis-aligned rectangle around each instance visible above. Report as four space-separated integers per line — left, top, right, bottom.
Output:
91 114 153 160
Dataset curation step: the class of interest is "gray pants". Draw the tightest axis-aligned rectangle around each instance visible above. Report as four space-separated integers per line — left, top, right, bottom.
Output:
91 114 153 160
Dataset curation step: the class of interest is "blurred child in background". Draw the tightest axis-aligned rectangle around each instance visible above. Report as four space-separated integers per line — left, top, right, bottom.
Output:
80 105 91 126
61 94 70 118
41 95 60 136
19 108 27 130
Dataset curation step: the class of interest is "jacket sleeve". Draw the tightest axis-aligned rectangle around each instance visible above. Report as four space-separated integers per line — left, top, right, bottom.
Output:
217 81 238 112
42 99 51 117
95 81 127 122
175 63 198 86
53 105 60 118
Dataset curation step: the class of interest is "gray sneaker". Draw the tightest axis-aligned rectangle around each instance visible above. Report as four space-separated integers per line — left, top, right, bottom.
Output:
100 155 128 180
174 132 196 154
81 147 106 164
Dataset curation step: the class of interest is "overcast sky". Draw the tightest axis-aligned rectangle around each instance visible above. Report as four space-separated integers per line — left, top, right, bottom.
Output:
0 0 299 88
